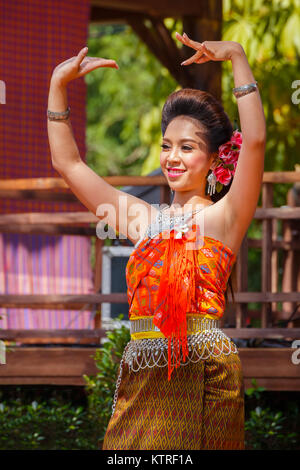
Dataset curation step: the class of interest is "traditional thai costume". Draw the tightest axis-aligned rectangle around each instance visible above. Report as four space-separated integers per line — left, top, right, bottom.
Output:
102 206 245 450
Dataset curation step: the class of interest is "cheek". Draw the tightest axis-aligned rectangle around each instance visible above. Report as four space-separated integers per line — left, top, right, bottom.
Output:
160 152 166 166
186 153 207 171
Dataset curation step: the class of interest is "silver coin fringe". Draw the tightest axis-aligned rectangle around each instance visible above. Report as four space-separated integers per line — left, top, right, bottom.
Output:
124 329 237 371
111 329 237 416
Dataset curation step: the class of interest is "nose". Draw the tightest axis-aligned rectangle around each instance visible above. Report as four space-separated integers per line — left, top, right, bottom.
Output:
166 147 181 165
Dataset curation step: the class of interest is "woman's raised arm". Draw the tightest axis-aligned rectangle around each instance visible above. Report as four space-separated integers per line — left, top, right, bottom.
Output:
47 47 154 244
176 34 266 247
225 45 266 231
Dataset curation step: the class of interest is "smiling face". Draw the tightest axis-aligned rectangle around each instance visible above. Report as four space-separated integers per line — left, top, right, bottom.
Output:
160 116 217 194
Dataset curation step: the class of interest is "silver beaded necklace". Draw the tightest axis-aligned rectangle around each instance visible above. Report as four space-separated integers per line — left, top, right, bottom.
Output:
134 203 214 248
154 204 213 239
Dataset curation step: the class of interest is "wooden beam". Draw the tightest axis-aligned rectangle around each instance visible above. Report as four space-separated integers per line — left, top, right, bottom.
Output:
1 347 299 390
223 328 300 339
90 6 137 24
0 292 300 309
263 171 300 183
0 329 106 344
0 175 169 190
247 238 300 250
150 17 192 87
91 0 209 17
0 190 77 201
0 211 99 225
1 328 299 341
0 172 299 192
0 208 299 229
182 0 223 98
0 224 96 236
254 207 300 220
128 17 192 87
0 293 128 308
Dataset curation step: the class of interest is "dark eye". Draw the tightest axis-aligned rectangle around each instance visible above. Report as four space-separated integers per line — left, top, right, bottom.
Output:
160 144 170 150
160 144 193 150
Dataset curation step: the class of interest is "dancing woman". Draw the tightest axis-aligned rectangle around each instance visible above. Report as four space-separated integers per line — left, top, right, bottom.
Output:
47 33 266 450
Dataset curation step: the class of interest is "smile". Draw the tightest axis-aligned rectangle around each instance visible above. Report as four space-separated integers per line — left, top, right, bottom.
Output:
167 169 186 177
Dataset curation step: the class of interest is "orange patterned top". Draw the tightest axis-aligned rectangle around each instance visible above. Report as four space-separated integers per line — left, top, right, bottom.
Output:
125 209 237 379
126 227 236 321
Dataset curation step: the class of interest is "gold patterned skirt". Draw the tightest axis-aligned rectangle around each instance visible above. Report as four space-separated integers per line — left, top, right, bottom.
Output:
102 320 245 450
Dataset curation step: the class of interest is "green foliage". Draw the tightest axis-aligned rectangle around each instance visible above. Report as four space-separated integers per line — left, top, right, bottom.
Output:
221 0 300 310
85 3 300 193
244 378 300 449
222 0 300 196
83 315 131 443
85 7 300 312
0 397 101 450
86 23 177 178
245 406 298 450
245 378 266 399
0 317 130 450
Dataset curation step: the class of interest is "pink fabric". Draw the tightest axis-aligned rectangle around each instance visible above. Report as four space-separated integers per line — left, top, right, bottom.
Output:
0 0 95 329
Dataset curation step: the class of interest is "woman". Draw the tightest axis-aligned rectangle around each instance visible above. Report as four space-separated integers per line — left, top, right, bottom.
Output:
47 33 266 450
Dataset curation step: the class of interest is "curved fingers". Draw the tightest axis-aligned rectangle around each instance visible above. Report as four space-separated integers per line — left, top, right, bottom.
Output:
78 58 118 76
175 32 202 51
182 32 204 50
75 47 89 67
195 55 211 64
181 50 204 66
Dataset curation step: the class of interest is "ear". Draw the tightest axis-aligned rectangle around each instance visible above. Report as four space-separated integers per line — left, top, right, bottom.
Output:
209 152 219 171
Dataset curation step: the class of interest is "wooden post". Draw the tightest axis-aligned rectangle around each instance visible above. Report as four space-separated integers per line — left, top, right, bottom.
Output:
261 183 273 327
93 237 103 329
282 186 300 323
182 0 223 100
271 217 278 315
235 234 248 328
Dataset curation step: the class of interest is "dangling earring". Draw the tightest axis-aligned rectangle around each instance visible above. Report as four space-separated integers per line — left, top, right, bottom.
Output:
207 171 217 196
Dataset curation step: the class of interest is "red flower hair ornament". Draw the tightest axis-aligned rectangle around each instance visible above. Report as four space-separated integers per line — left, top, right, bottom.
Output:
207 129 242 195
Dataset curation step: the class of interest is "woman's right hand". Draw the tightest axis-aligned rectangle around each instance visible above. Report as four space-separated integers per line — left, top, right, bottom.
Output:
51 46 119 87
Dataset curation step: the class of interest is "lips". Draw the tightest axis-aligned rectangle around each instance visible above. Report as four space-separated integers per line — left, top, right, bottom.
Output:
167 168 186 178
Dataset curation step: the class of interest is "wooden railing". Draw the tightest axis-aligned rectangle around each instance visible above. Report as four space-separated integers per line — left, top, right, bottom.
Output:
0 172 300 389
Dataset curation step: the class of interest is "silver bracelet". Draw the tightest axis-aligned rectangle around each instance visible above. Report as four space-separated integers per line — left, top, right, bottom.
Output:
47 106 70 121
233 81 258 98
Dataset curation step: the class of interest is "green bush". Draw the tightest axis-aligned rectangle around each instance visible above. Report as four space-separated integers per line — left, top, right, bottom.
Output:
0 317 130 450
244 379 299 450
0 397 102 450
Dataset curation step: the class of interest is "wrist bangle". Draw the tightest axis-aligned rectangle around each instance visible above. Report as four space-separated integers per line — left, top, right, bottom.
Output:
233 81 258 98
47 106 70 121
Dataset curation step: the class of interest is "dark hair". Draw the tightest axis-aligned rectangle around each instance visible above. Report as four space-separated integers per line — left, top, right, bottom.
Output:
161 88 236 305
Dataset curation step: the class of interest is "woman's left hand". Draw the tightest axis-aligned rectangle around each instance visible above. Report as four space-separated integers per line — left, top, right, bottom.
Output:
175 32 243 65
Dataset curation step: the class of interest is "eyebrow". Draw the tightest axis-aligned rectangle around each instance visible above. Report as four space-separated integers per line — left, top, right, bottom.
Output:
162 138 198 143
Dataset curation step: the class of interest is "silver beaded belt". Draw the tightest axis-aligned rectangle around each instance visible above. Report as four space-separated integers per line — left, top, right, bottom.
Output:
111 315 238 416
130 316 220 335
